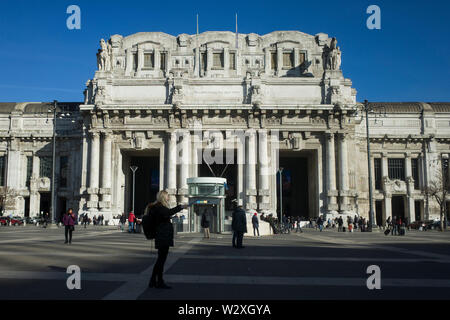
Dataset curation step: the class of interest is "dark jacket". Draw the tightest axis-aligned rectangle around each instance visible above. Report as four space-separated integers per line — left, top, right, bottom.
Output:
201 213 210 228
63 213 75 226
151 203 183 248
232 207 247 233
252 215 259 226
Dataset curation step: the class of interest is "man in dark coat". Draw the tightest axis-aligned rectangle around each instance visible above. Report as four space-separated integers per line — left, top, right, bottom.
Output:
338 216 344 232
201 209 211 239
252 212 259 237
232 205 247 248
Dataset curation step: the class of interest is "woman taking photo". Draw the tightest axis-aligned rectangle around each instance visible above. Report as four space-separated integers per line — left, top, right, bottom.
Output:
146 190 188 289
63 208 75 244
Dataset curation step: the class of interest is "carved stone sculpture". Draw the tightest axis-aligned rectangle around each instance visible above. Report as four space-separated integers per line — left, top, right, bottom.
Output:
325 37 341 70
98 39 111 71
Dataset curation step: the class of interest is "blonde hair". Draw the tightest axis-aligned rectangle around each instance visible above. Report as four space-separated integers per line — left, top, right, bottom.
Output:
144 190 170 215
156 190 170 208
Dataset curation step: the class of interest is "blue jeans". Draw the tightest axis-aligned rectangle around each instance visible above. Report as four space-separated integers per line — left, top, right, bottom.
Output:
253 225 259 236
128 222 134 232
319 225 323 232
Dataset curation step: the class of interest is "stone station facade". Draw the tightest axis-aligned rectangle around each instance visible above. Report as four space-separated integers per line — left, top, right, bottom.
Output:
1 30 449 228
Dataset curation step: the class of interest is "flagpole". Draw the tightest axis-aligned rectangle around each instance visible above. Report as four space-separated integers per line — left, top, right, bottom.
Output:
235 13 238 49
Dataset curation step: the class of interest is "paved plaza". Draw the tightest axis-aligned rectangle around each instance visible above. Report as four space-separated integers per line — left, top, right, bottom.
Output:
0 225 450 300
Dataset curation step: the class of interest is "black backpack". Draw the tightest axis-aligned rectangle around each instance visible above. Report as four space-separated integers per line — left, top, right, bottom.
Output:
142 205 157 240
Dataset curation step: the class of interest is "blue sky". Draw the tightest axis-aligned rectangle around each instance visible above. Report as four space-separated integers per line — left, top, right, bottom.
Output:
0 0 449 102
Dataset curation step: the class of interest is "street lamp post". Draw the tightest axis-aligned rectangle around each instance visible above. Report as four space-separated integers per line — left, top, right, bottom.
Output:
442 157 449 230
278 167 283 229
130 166 138 214
50 100 57 225
363 100 375 232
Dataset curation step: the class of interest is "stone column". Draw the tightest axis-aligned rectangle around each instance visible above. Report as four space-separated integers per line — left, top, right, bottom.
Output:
7 144 21 189
179 131 190 205
88 131 100 211
100 132 112 213
7 140 23 215
294 47 300 74
224 47 229 72
326 132 338 215
30 155 40 216
236 48 241 76
276 47 283 76
405 153 415 223
246 130 257 210
206 47 212 76
166 50 172 74
381 153 388 180
136 46 144 75
258 130 270 212
264 47 271 75
167 131 177 205
154 49 160 71
192 130 201 178
194 47 200 77
338 133 349 213
384 194 392 222
270 132 279 213
125 49 133 75
237 132 245 207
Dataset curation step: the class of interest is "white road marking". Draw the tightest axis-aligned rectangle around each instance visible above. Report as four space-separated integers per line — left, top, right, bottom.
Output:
101 238 201 300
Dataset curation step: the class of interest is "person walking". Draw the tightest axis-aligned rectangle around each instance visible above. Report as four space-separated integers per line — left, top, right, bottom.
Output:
252 212 260 237
128 211 135 233
147 190 188 289
317 216 324 232
338 216 344 232
201 209 210 239
282 215 290 234
296 216 303 233
232 205 247 248
391 216 397 235
119 213 126 232
63 208 75 244
82 213 88 228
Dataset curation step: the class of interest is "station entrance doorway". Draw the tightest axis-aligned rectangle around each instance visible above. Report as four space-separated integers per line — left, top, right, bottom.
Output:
187 177 227 233
192 200 220 233
278 150 316 219
122 150 160 218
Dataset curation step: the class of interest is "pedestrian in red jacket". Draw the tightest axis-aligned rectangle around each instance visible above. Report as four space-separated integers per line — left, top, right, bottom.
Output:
128 212 136 233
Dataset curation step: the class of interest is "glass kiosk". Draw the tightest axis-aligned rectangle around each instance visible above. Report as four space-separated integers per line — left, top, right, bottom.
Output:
187 177 227 233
